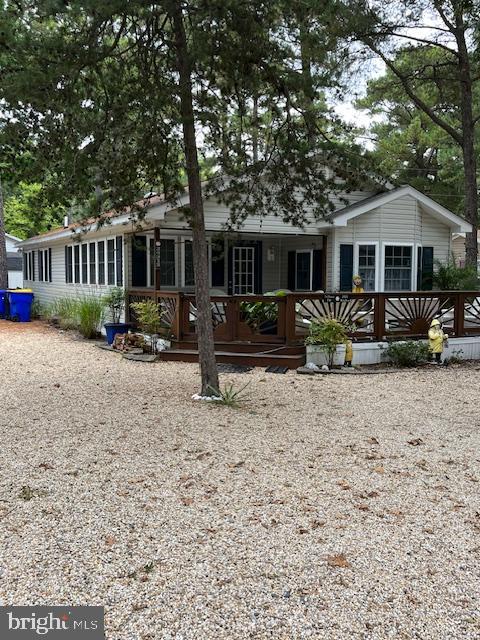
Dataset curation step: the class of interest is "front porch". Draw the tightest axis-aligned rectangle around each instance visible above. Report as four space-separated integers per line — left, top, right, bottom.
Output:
126 230 328 296
125 289 480 368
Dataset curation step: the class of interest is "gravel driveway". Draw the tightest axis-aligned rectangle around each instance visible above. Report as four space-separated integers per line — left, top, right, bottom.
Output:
0 321 479 639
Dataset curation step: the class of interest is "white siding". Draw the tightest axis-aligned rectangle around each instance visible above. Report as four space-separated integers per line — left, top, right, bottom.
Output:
161 191 373 236
22 229 126 316
329 195 452 290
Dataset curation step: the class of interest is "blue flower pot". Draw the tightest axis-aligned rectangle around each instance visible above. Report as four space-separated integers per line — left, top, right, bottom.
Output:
104 322 131 345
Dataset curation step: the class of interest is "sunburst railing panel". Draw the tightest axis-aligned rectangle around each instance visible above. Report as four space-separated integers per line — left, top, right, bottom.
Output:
294 294 376 337
463 295 480 329
384 295 455 335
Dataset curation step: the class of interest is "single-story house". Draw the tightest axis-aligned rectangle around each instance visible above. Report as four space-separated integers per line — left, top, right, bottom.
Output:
6 233 23 288
16 183 471 312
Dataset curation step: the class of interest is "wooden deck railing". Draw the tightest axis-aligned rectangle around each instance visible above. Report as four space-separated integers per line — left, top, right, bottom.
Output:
126 290 480 343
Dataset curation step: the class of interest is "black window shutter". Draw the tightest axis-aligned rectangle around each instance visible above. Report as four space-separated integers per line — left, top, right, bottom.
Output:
48 248 52 282
211 240 225 287
116 236 123 286
312 249 323 290
287 251 296 290
24 253 28 280
339 244 354 291
32 251 35 281
418 246 434 290
254 241 262 293
131 235 147 287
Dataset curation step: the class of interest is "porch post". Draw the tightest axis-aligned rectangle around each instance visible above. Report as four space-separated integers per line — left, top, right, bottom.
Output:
322 234 328 291
154 226 161 291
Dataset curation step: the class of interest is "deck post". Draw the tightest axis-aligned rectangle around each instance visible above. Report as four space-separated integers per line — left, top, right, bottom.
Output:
154 226 161 292
173 292 183 340
454 292 465 337
285 294 297 344
374 293 386 340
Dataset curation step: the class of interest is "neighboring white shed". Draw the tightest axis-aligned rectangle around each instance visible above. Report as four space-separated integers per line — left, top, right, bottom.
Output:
5 233 23 288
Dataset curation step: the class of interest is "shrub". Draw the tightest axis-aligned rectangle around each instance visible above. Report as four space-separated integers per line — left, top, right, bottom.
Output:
103 287 125 323
130 300 163 335
433 260 479 290
240 291 287 332
49 297 79 330
30 300 44 319
76 295 105 339
382 341 430 368
305 318 350 368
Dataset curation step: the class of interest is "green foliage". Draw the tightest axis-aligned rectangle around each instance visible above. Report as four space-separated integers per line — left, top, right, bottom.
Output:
45 295 104 336
47 297 79 330
382 341 430 368
4 182 65 239
30 300 44 320
208 382 250 408
103 287 125 323
76 295 105 339
130 300 163 335
305 318 350 367
240 291 286 332
433 260 479 291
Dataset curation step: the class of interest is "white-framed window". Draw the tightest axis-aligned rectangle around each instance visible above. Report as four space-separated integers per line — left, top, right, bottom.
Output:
38 248 52 283
357 244 376 291
382 243 414 291
64 236 123 286
295 249 313 291
353 242 379 291
23 250 35 281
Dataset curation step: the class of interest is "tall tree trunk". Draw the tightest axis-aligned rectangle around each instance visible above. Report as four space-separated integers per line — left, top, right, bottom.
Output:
170 1 219 396
0 176 8 289
298 16 316 145
456 21 478 268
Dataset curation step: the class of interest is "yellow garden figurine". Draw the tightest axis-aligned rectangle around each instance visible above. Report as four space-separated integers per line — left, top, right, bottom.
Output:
428 318 448 364
352 275 364 293
344 339 353 367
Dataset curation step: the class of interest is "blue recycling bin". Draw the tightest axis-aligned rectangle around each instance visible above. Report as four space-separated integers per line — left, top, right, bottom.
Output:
0 290 6 319
7 290 34 322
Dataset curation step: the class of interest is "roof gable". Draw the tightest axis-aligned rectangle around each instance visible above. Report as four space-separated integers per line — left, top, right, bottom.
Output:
332 185 472 233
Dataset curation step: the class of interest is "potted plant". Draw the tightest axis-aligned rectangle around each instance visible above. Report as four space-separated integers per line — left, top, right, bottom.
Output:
305 318 351 368
129 299 164 353
103 287 130 345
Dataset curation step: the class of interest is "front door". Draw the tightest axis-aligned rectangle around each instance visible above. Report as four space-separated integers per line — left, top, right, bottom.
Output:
228 241 262 294
233 246 255 294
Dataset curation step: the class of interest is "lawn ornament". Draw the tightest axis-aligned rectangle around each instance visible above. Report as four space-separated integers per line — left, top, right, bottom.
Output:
428 318 448 363
352 275 364 293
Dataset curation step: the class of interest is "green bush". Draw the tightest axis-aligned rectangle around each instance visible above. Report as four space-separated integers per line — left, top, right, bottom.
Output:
30 300 44 319
382 340 430 368
76 295 105 339
103 287 125 323
48 297 79 330
305 318 350 368
130 300 163 335
240 291 287 332
433 260 479 290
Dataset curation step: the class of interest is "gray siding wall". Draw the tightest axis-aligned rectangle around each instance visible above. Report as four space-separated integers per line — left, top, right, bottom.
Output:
161 191 373 235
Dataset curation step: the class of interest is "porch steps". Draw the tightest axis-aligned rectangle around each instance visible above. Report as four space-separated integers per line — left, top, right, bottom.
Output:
158 346 306 369
171 340 304 356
